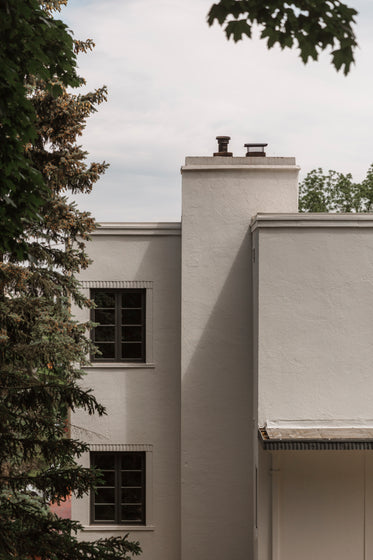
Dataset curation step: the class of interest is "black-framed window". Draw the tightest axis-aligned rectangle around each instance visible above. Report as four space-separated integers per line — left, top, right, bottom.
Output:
91 289 146 362
91 452 146 525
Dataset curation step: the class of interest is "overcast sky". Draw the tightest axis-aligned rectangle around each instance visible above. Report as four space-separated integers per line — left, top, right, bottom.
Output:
60 0 373 222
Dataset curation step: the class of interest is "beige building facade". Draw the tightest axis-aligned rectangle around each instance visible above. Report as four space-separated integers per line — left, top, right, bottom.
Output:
72 142 373 560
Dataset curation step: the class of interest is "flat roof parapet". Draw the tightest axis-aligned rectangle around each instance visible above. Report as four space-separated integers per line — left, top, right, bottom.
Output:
92 222 181 236
251 213 373 231
182 156 297 172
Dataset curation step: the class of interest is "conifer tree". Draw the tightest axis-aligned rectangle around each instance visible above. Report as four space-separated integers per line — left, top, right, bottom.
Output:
0 0 81 257
0 2 141 558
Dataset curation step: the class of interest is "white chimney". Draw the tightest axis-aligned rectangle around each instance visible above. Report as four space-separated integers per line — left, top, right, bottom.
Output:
180 138 299 560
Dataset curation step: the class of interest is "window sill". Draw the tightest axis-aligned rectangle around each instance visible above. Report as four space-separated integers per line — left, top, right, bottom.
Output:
82 525 155 532
84 363 155 369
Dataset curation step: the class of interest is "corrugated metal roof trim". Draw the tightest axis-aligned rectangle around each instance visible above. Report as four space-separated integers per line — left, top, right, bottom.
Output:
259 428 373 450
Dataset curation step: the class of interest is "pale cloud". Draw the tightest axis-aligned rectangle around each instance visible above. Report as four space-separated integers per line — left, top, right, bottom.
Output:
60 0 373 221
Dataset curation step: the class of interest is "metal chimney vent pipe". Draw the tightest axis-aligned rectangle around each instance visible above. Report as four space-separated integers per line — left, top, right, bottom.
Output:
214 136 232 157
244 143 268 157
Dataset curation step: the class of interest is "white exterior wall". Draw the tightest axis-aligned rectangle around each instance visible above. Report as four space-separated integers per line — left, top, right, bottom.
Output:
253 214 373 427
267 451 373 560
181 157 299 560
253 214 373 560
69 155 373 560
257 449 373 560
72 224 181 560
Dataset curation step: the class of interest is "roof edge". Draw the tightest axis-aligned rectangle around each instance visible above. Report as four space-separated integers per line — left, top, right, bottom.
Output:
91 222 181 236
251 213 373 231
259 428 373 451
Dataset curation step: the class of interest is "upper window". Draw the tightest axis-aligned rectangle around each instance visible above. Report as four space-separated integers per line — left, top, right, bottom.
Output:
91 451 146 525
91 289 146 362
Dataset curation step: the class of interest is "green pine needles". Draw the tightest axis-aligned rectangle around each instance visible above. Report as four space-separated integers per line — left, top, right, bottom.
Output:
0 2 141 559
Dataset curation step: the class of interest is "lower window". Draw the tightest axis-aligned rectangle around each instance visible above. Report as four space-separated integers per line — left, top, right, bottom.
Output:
91 452 146 525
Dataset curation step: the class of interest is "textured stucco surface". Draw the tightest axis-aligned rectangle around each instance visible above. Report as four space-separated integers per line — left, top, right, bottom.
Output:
255 223 373 427
68 159 373 560
72 230 181 560
270 451 373 560
181 157 299 560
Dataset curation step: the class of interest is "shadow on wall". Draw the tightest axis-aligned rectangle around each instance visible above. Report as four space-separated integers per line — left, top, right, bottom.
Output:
181 227 255 560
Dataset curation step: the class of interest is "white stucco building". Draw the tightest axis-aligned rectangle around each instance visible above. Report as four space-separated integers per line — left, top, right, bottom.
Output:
72 138 373 560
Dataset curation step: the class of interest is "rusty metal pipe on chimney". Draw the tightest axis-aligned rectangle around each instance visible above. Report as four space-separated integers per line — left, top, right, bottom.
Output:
214 136 232 157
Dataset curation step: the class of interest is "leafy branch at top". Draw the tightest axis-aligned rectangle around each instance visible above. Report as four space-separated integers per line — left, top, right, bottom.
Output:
207 0 358 75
